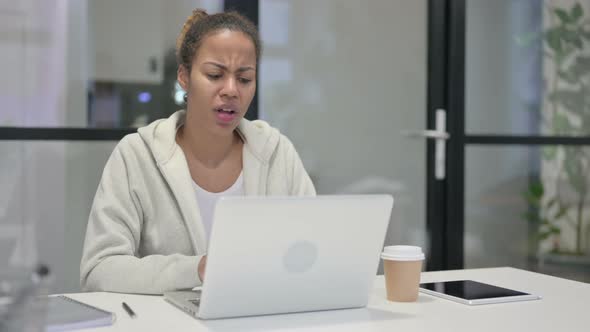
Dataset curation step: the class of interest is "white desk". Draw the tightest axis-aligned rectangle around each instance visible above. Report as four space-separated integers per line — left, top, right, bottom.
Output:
64 267 589 332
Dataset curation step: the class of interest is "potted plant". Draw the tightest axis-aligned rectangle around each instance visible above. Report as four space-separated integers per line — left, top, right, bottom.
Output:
523 1 590 263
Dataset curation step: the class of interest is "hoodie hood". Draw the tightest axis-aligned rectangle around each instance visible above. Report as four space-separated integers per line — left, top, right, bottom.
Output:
80 109 315 294
133 110 283 254
137 110 281 166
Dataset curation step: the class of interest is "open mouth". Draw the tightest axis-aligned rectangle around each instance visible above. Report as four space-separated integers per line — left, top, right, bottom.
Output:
214 107 238 124
216 108 237 114
217 108 236 114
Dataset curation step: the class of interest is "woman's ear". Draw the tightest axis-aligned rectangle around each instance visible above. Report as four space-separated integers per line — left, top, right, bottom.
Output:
177 65 190 91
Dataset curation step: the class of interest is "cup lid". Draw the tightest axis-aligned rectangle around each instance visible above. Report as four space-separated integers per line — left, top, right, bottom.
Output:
381 245 425 261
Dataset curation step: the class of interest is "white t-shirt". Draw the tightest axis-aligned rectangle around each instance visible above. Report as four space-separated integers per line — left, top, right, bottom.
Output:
192 172 244 242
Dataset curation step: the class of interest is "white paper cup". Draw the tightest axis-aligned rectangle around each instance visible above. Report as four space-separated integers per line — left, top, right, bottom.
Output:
381 246 424 302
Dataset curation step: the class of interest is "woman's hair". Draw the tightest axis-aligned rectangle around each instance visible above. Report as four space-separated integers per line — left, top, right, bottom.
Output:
176 9 261 72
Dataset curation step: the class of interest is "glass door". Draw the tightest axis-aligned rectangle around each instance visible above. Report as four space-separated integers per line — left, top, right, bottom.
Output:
259 0 446 271
445 0 590 281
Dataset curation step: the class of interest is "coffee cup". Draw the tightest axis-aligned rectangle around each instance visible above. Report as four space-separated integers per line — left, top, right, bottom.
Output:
381 245 424 302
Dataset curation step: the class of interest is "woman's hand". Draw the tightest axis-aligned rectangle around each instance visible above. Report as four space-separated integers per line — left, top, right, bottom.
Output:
198 255 207 282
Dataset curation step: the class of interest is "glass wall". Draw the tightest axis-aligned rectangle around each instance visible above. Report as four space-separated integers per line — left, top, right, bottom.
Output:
0 0 223 129
0 0 224 293
1 0 430 291
0 141 117 293
259 0 429 273
9 0 588 292
464 0 590 282
465 145 590 282
466 0 590 137
465 0 543 136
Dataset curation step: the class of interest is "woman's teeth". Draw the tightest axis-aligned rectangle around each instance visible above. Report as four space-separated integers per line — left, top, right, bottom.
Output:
217 109 235 114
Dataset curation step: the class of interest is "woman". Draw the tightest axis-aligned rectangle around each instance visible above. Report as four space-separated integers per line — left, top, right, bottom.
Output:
80 9 315 294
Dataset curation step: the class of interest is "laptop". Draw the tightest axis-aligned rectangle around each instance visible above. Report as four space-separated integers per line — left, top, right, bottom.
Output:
164 195 393 320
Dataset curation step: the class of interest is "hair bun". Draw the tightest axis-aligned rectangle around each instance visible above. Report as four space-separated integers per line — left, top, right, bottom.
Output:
176 9 208 57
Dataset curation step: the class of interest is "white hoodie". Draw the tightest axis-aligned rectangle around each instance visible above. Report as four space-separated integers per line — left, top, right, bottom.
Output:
80 110 316 294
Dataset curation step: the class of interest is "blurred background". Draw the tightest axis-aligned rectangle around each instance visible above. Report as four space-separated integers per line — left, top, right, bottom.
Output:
0 0 589 294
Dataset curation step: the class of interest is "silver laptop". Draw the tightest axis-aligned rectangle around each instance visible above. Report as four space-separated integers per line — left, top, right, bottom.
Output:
164 195 393 320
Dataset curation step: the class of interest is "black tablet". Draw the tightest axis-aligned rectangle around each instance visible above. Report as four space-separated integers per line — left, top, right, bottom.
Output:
419 280 541 305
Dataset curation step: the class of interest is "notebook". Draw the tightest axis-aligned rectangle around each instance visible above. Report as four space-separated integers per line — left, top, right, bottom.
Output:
45 296 115 332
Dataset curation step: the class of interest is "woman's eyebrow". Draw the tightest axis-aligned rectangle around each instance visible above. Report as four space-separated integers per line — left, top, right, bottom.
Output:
203 61 255 72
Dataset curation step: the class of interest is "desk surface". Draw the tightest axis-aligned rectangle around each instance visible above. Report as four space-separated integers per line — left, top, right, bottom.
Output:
64 267 589 332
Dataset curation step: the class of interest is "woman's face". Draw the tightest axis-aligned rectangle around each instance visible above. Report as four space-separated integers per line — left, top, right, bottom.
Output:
178 29 257 136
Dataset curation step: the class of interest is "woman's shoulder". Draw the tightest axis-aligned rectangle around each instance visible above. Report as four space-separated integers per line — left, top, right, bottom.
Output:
115 132 145 153
238 119 299 162
238 118 278 147
239 118 275 135
105 132 157 169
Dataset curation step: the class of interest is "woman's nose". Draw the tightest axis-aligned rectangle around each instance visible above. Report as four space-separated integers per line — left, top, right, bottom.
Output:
221 77 238 98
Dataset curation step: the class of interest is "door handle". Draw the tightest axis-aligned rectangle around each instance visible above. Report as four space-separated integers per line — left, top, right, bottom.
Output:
402 109 449 180
402 130 449 140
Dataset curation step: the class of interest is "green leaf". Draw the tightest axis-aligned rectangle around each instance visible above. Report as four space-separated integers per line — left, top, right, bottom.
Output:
522 211 541 224
553 205 569 220
514 32 540 48
582 113 590 133
571 3 583 22
538 230 554 241
523 183 542 207
581 29 590 41
573 55 590 76
549 90 585 116
564 148 587 194
542 146 558 160
557 70 577 84
573 35 583 49
555 8 572 24
562 28 578 42
546 28 564 53
554 113 573 134
524 194 541 208
529 181 544 198
546 198 558 210
556 28 584 50
555 53 566 66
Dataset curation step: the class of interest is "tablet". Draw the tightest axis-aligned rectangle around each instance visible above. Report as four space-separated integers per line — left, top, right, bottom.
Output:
419 280 541 305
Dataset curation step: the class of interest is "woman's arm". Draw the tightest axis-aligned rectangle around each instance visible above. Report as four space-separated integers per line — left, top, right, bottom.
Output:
80 144 203 294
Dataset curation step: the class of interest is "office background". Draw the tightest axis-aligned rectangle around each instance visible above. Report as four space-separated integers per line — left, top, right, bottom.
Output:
1 0 589 294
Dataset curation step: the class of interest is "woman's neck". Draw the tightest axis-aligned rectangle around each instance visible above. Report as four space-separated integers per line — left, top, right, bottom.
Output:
177 115 239 168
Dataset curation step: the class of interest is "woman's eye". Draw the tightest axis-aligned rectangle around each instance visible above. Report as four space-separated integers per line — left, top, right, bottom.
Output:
207 74 222 80
239 78 253 84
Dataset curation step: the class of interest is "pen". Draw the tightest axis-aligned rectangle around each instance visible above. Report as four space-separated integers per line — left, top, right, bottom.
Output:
122 302 136 318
